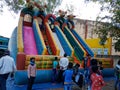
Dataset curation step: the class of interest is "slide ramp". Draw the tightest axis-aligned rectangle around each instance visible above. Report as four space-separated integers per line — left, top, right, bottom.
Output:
53 32 65 56
71 30 94 57
33 19 47 55
44 14 73 56
54 25 74 56
44 20 60 55
64 27 85 60
23 26 38 55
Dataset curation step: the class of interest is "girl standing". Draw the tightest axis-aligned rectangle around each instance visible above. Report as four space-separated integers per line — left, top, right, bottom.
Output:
90 66 105 90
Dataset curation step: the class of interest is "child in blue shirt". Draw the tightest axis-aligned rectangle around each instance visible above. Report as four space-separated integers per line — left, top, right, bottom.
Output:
52 57 58 83
63 62 73 90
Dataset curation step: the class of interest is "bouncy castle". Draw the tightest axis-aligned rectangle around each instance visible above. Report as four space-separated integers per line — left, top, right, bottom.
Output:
8 1 94 85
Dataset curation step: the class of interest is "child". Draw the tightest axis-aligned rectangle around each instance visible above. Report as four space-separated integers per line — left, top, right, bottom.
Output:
72 63 80 82
72 63 84 89
98 61 103 71
90 66 105 90
75 72 84 89
115 60 120 90
73 63 83 87
98 61 103 76
27 57 36 90
63 62 73 90
52 57 58 83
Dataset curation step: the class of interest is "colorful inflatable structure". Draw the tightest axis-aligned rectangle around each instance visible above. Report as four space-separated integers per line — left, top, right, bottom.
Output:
8 1 94 85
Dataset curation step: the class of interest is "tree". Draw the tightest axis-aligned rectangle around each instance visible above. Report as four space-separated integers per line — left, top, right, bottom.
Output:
1 0 62 14
1 0 25 13
44 0 62 14
85 0 120 52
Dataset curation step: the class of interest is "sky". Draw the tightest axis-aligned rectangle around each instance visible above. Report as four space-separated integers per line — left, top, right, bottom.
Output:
0 0 103 38
59 0 101 20
0 7 20 38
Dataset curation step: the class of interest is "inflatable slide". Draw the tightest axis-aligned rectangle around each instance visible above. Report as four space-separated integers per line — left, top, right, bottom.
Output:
8 3 94 85
65 16 94 57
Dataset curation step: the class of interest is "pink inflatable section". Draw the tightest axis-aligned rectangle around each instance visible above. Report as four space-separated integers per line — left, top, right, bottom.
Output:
23 26 38 55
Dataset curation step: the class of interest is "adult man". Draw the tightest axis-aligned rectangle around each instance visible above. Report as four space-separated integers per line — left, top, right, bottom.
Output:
58 53 69 83
59 53 69 71
0 50 16 90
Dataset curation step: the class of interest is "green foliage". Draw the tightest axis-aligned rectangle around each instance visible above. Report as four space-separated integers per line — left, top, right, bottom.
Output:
44 0 62 14
86 0 120 52
115 39 120 52
1 0 62 14
3 0 26 13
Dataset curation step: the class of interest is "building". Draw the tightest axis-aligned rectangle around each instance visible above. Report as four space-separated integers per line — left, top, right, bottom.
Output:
73 18 119 55
0 36 9 57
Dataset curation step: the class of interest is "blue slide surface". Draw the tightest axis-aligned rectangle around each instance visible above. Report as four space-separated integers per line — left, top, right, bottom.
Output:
64 27 84 60
71 29 94 57
54 26 73 56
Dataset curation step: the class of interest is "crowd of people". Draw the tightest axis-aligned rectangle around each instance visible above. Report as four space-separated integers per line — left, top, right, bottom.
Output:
51 53 106 90
0 50 120 90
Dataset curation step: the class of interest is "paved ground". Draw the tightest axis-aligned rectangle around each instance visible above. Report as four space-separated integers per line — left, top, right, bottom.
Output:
6 77 116 90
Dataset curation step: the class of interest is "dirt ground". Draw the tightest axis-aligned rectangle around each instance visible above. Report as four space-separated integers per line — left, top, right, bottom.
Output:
102 80 115 90
48 80 115 90
72 80 114 90
7 76 116 90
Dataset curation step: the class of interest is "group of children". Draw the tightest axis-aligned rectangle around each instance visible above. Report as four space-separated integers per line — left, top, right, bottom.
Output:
51 55 107 90
52 54 82 90
27 54 107 90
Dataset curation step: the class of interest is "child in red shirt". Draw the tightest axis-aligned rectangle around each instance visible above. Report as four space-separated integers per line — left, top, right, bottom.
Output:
90 66 105 90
